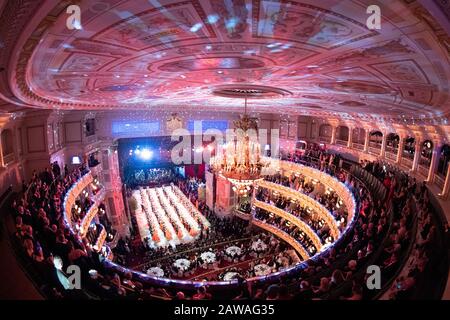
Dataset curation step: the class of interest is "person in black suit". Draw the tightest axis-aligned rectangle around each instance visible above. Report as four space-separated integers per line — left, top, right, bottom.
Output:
52 161 61 177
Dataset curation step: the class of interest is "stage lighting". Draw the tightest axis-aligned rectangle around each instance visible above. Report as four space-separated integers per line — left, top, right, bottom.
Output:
135 149 141 155
71 156 81 165
140 149 153 160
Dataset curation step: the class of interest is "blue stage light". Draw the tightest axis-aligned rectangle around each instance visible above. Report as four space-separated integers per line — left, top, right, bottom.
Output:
140 148 153 160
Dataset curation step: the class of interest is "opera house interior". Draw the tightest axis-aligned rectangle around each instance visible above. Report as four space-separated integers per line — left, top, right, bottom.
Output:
0 0 449 302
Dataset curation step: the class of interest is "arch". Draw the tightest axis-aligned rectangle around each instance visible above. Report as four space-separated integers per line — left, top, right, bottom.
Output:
403 136 415 160
336 125 349 143
352 128 366 145
318 124 332 141
386 133 399 154
419 140 433 168
369 130 383 150
1 129 14 159
437 144 450 177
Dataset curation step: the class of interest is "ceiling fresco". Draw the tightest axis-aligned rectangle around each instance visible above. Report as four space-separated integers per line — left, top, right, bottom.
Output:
0 0 449 124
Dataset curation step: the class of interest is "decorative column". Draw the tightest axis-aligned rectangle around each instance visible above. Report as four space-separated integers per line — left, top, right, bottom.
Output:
411 138 422 172
396 135 405 164
205 169 215 210
97 143 128 236
438 163 450 199
330 125 337 145
347 127 353 148
215 175 234 216
380 132 387 158
0 131 4 168
426 142 441 183
363 129 370 153
0 115 9 168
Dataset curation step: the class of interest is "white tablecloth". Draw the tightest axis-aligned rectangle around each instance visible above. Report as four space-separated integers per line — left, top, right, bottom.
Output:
251 239 268 252
147 267 164 277
173 258 191 271
223 272 240 281
200 251 216 264
254 263 272 276
225 246 242 257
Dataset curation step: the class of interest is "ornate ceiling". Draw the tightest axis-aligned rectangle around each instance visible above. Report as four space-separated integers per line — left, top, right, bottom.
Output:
1 0 450 124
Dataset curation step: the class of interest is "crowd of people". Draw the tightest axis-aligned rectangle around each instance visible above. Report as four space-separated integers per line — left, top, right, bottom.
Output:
265 172 347 227
125 168 177 189
254 209 319 255
11 163 99 298
118 214 249 267
6 143 446 299
136 233 297 282
359 160 443 299
255 187 335 244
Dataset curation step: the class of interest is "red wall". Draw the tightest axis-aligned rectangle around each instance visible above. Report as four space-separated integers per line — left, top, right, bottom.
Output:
184 164 205 179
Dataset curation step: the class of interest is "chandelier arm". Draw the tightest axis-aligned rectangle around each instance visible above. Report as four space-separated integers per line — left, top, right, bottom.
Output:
211 96 271 195
244 97 247 115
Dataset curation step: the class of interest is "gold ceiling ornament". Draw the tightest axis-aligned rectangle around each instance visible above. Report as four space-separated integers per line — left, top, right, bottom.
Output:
210 98 273 195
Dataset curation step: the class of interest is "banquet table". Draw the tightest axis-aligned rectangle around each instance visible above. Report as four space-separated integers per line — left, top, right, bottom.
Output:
173 258 191 276
254 263 272 276
225 246 243 262
251 239 268 252
223 271 240 281
200 251 216 266
225 246 242 257
147 267 165 277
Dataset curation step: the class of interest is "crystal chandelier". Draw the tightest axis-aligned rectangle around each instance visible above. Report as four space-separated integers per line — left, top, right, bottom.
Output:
210 98 271 195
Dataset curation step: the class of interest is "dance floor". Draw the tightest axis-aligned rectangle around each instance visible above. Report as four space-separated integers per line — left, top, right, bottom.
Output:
131 185 210 249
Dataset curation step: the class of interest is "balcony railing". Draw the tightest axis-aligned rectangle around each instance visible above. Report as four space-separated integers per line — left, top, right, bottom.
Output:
402 150 415 160
64 173 93 225
278 160 357 225
418 165 429 178
255 180 340 239
385 146 398 154
352 143 364 150
402 157 413 169
3 153 15 165
253 199 324 251
303 140 448 195
368 147 380 155
318 136 331 143
435 174 445 189
252 218 310 260
233 210 251 220
385 152 397 161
